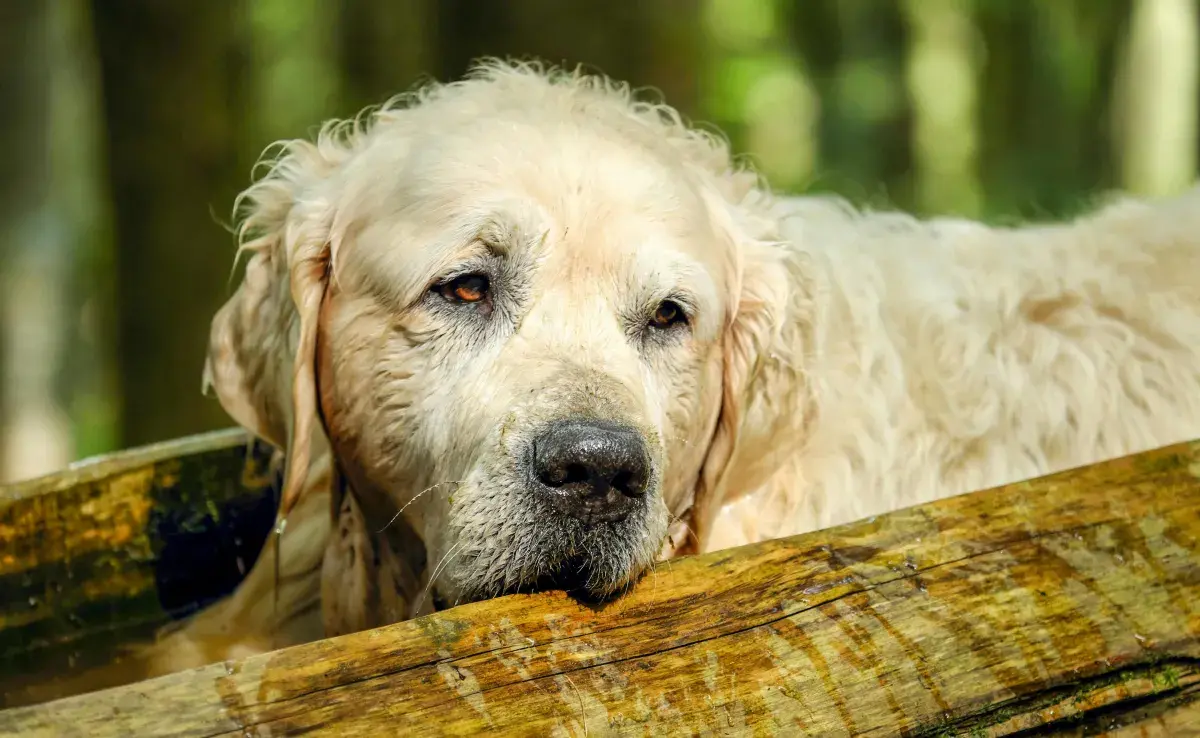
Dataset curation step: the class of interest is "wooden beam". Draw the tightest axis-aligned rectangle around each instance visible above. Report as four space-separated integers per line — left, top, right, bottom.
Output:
3 439 1199 736
0 429 279 706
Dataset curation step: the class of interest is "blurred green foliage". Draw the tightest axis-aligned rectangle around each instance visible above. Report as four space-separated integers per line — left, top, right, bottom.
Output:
0 0 1195 480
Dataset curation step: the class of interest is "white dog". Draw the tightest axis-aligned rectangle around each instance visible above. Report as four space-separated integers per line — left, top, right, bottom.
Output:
134 59 1200 677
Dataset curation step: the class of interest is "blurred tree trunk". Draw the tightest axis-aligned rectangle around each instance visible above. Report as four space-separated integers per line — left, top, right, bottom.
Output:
249 0 341 144
975 1 1129 219
699 0 818 194
91 1 251 447
0 0 114 481
901 0 983 217
52 0 120 467
0 0 63 481
339 0 436 114
433 0 701 116
784 0 910 205
1115 0 1199 196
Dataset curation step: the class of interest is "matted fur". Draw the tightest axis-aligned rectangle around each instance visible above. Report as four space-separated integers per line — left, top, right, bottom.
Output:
140 59 1200 676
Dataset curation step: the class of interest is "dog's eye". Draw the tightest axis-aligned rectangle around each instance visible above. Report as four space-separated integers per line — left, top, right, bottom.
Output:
437 274 489 304
649 300 687 329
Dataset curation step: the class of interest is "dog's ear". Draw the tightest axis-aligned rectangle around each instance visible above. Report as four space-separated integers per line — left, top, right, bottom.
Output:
686 179 808 553
320 470 422 636
204 136 346 522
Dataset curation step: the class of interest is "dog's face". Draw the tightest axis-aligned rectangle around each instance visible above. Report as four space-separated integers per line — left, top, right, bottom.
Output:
206 63 789 611
319 115 732 603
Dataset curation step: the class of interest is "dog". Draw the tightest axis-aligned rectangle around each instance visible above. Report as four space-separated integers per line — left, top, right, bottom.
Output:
142 59 1200 675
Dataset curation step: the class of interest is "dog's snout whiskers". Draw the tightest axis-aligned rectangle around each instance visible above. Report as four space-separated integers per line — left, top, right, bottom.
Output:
377 479 465 534
415 540 466 615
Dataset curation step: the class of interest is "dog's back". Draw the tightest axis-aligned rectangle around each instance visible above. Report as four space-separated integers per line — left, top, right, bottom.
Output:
707 188 1200 550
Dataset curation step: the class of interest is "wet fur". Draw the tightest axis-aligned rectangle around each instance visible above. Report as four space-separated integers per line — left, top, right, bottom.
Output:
123 60 1200 679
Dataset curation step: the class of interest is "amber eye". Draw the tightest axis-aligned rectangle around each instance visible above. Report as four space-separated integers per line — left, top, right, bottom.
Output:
649 299 687 329
437 274 489 304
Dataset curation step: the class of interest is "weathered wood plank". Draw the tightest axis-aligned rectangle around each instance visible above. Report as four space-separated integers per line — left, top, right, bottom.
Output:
0 430 280 707
3 439 1198 736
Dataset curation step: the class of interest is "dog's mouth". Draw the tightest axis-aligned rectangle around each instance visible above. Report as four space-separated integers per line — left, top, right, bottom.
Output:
522 556 625 599
436 525 653 608
431 557 602 611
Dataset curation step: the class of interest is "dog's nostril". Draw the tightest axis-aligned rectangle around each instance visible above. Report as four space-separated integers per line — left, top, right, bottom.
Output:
539 463 590 488
540 466 566 487
564 463 590 486
610 470 641 497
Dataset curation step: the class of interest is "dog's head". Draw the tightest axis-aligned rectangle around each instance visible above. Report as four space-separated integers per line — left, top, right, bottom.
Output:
204 61 798 608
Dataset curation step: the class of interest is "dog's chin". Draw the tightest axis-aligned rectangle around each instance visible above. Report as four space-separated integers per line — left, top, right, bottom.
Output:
436 524 657 607
519 556 646 602
438 560 646 609
435 474 668 608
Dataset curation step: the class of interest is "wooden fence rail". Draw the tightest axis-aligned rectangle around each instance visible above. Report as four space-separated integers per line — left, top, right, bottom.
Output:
2 438 1199 736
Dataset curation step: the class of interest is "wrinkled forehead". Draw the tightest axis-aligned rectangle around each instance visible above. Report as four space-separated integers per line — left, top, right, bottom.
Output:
335 118 729 306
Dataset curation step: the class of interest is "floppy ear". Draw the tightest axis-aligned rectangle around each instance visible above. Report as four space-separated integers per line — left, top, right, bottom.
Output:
203 138 341 525
685 182 805 554
320 468 423 636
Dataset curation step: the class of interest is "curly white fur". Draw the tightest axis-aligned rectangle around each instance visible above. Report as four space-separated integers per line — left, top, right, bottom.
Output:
707 193 1200 549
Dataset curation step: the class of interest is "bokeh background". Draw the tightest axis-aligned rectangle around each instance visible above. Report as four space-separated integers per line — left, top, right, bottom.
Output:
1 0 1196 483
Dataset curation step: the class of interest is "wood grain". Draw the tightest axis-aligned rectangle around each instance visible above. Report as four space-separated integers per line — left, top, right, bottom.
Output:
3 439 1199 736
0 429 279 707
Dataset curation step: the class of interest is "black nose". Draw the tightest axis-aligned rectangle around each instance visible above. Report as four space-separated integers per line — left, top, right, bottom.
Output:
531 420 651 524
